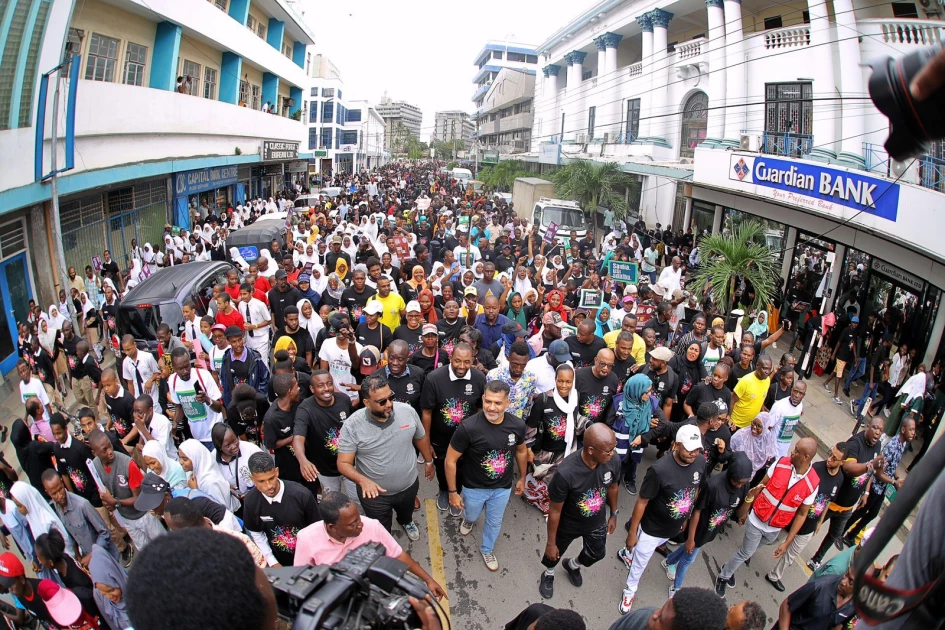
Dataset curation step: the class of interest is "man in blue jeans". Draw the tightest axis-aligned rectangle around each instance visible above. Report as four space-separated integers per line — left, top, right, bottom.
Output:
852 337 891 423
446 380 527 571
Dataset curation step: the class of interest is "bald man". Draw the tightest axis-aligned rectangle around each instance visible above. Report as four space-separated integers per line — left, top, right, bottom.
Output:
539 424 621 599
574 349 620 427
716 437 820 598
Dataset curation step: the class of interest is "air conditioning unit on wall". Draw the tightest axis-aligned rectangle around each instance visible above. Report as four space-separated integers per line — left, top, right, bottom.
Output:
739 134 761 151
575 133 588 144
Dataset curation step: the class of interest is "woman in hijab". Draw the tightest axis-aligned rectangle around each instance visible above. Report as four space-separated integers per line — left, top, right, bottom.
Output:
401 265 427 304
512 266 532 297
177 439 232 507
594 306 613 337
229 247 250 272
668 342 708 423
274 336 310 374
47 305 67 331
543 289 570 323
142 243 157 275
730 412 779 487
524 364 579 515
322 273 343 308
9 481 75 556
0 492 41 576
296 273 320 304
417 289 439 324
505 292 533 329
885 365 928 437
141 440 186 489
90 544 131 630
333 257 349 284
309 264 328 299
616 374 656 494
38 318 64 395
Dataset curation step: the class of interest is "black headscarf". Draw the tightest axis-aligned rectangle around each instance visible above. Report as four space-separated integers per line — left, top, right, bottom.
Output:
727 451 754 489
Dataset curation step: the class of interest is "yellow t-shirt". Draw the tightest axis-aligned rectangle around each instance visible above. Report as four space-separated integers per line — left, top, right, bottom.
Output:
367 293 406 332
730 373 771 428
604 330 647 365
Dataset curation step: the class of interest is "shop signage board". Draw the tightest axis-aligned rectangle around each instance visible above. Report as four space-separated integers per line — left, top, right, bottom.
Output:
871 258 924 293
728 154 900 222
539 143 561 165
263 140 299 161
174 166 239 197
286 161 308 173
543 222 559 243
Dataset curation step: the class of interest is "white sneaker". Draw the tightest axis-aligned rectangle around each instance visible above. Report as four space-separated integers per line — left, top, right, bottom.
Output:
668 585 678 599
834 396 843 405
482 551 499 572
618 590 635 615
460 520 474 536
883 408 891 418
661 558 676 581
402 521 420 541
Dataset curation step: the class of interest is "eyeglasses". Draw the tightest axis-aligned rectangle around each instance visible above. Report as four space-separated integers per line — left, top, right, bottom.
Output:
596 361 614 368
371 394 396 406
591 445 617 456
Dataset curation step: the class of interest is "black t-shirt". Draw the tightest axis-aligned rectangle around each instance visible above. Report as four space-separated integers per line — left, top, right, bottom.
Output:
565 336 607 369
268 286 303 329
834 431 881 508
436 318 465 353
53 438 103 507
685 382 732 418
765 381 792 410
639 452 707 538
419 366 486 454
643 317 670 347
612 354 637 403
527 393 572 454
355 322 392 354
409 348 449 375
392 325 424 356
226 394 268 441
727 362 755 391
243 480 321 567
449 411 525 490
104 389 136 440
703 424 732 469
386 366 425 407
799 461 844 536
273 328 316 363
342 286 377 324
574 367 619 427
641 366 679 409
263 403 302 483
548 450 621 533
293 394 352 477
18 578 54 624
690 471 747 547
786 574 855 630
267 371 311 404
834 326 858 362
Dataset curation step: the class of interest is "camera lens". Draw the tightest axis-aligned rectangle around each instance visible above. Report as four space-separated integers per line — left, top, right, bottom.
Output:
868 45 945 161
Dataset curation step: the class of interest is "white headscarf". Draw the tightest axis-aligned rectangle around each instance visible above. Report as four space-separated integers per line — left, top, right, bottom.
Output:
179 439 233 509
310 264 328 296
10 481 75 555
79 292 95 317
513 269 533 297
229 247 249 272
258 250 277 278
897 372 928 405
47 305 67 331
142 440 186 489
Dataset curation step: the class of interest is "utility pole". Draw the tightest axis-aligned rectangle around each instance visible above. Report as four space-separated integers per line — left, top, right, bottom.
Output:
49 60 73 322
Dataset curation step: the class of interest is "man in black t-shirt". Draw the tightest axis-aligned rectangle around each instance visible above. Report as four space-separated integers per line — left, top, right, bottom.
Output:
268 271 302 331
263 374 303 486
618 425 706 615
445 380 526 573
684 363 732 422
101 368 137 449
767 443 846 591
642 302 672 347
565 321 607 369
611 333 638 409
823 317 860 404
809 417 884 569
384 341 425 406
293 371 357 507
574 349 620 428
355 302 392 354
539 424 620 599
272 307 316 368
341 270 377 325
243 452 320 567
640 346 678 420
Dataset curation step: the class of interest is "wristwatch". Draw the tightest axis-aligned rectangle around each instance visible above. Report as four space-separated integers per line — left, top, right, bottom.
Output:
610 509 620 517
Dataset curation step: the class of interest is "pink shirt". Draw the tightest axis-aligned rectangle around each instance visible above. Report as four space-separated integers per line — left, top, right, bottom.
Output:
293 517 403 566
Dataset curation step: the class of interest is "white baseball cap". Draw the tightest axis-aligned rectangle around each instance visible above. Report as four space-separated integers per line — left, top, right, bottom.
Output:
676 425 703 452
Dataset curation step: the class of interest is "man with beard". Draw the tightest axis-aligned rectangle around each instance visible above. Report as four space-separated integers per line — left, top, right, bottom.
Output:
566 320 608 369
528 311 564 358
325 235 351 272
342 270 376 325
640 346 678 420
684 362 732 421
272 306 316 368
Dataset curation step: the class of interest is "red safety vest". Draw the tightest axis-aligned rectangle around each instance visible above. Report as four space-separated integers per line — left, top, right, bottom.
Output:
753 456 819 529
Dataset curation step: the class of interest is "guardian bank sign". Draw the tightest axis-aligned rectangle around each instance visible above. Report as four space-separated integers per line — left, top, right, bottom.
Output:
728 154 900 222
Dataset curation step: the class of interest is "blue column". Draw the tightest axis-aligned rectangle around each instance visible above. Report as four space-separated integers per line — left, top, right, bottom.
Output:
266 18 284 51
262 72 279 109
290 86 302 117
150 21 181 91
292 41 305 68
220 52 242 104
228 0 249 24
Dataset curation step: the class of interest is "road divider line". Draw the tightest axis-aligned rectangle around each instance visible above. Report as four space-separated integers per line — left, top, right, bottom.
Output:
425 498 451 624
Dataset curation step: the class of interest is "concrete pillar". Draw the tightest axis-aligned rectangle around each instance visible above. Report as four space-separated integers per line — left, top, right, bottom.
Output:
823 245 844 313
219 52 242 104
780 227 798 282
603 34 621 74
636 14 654 141
702 0 727 145
595 38 607 79
290 86 302 117
262 72 279 111
647 9 674 146
30 204 56 308
807 0 839 162
266 18 284 52
542 64 562 142
594 32 623 142
564 51 587 141
228 0 250 25
833 0 867 169
720 0 746 147
712 204 723 234
149 21 181 92
292 41 305 69
924 296 945 367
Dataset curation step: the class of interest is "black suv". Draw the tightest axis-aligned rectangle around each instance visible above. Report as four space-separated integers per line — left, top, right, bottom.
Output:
117 261 234 351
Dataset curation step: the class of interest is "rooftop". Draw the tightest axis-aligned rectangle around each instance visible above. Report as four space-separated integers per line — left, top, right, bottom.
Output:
473 40 539 66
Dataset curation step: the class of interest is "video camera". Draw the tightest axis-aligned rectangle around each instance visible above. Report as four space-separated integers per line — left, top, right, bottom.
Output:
265 542 439 630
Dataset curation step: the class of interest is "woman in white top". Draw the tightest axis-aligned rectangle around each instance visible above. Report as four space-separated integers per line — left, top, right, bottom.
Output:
178 439 233 510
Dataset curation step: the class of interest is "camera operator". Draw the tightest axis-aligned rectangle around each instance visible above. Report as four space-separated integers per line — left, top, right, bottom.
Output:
294 492 446 599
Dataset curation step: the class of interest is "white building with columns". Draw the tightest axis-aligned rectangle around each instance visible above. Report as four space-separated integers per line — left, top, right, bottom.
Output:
531 0 945 366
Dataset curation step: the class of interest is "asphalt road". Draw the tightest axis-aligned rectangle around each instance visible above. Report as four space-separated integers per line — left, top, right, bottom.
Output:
387 446 903 630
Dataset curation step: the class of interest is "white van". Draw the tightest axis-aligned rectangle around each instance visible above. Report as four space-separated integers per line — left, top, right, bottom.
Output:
451 168 472 184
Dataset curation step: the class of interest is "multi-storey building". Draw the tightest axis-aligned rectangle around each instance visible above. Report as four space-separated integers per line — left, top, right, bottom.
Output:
433 111 475 144
304 54 359 178
477 68 535 155
348 99 390 172
376 96 422 151
530 0 945 365
0 0 314 373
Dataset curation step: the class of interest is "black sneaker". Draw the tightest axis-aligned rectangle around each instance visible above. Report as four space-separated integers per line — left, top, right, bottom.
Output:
539 572 554 599
744 557 751 568
625 480 638 495
842 535 856 549
562 559 583 587
765 574 785 592
834 537 846 552
715 576 728 598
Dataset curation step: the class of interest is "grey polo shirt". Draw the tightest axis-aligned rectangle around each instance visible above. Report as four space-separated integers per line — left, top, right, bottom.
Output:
52 491 112 557
338 402 424 495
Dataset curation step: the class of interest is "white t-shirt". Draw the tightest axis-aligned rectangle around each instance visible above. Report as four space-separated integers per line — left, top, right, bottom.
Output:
169 369 223 442
210 344 230 374
19 378 50 422
122 351 161 404
147 411 177 461
452 245 481 271
318 338 363 402
769 397 804 458
750 460 817 534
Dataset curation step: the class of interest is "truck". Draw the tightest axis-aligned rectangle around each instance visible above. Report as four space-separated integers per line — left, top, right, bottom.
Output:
512 177 588 244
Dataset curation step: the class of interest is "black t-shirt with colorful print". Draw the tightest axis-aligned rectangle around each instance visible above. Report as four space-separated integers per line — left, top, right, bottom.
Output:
419 366 485 455
293 394 352 478
449 411 525 490
639 451 707 539
799 460 843 536
549 451 621 533
690 470 747 547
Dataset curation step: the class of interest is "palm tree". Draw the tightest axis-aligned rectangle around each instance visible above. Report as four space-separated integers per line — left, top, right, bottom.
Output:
550 160 631 218
688 220 780 313
479 160 528 192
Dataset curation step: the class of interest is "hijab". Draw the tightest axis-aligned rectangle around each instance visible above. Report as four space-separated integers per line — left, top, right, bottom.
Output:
594 306 612 337
418 289 438 323
90 544 131 630
727 451 754 487
748 312 768 338
897 371 928 405
669 342 706 391
38 319 57 356
179 439 231 508
80 292 95 317
326 273 344 301
47 305 67 331
620 374 654 439
142 440 186 489
506 292 527 328
334 258 349 282
552 364 580 458
546 289 569 322
310 264 328 296
730 412 778 476
512 271 532 297
10 481 74 554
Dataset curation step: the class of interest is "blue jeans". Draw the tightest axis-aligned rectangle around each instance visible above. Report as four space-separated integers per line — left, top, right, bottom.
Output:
844 357 868 392
665 543 702 589
855 382 879 418
462 487 512 555
644 270 656 283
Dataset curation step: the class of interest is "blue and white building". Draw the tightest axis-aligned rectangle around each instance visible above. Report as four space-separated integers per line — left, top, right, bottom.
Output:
304 54 361 179
471 40 539 151
0 0 314 373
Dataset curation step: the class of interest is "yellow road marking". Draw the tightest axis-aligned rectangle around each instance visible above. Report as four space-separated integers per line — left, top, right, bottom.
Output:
425 498 451 624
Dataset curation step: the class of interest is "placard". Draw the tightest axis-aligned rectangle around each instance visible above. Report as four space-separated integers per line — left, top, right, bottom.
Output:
578 289 604 309
543 222 559 244
91 256 102 272
635 304 656 331
391 235 412 260
417 197 431 211
609 260 640 284
457 216 470 231
559 324 577 339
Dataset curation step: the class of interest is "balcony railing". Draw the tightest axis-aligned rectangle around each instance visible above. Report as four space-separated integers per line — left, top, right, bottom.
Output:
762 132 813 157
864 142 945 194
919 154 945 193
866 18 945 45
676 37 706 60
763 26 811 49
627 62 642 77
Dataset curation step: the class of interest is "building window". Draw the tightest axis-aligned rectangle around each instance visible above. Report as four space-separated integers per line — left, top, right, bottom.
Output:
251 84 260 110
764 16 783 29
247 15 257 33
309 128 318 150
322 101 333 123
626 99 641 142
527 54 538 64
764 82 813 156
321 128 333 149
85 33 119 82
520 100 532 113
341 130 358 144
891 2 919 17
180 59 200 95
582 70 592 81
211 0 228 10
587 106 596 139
347 109 362 122
322 88 334 98
493 51 503 59
282 43 292 58
123 42 147 86
239 80 249 105
680 92 708 159
310 101 318 120
508 52 527 62
203 67 217 99
256 23 266 40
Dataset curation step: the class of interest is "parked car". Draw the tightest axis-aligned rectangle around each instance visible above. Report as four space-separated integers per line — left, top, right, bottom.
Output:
227 221 286 265
117 261 234 351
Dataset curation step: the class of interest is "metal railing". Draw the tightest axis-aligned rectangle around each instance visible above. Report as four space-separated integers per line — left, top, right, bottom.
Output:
864 142 945 194
762 132 813 157
863 142 891 176
919 154 945 193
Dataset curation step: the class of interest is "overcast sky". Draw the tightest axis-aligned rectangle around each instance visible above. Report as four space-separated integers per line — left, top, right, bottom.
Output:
301 0 582 141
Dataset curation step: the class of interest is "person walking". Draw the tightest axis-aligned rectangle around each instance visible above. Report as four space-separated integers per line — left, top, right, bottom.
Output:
219 326 270 408
239 283 272 364
445 380 527 572
768 381 807 458
539 423 621 599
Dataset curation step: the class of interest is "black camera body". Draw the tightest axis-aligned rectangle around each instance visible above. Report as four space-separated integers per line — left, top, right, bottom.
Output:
265 542 430 630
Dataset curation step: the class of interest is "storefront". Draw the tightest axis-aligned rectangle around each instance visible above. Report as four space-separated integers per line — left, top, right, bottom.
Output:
251 164 284 200
172 166 239 229
336 146 354 175
285 161 308 190
256 140 299 198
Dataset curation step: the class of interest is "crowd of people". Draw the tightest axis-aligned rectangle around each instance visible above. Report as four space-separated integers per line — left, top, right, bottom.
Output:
4 160 938 630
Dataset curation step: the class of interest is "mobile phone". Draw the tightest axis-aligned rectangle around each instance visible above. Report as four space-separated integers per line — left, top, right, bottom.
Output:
194 381 204 396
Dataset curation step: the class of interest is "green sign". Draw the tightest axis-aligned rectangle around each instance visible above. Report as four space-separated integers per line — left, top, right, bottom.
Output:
312 150 328 157
609 260 640 284
482 150 499 164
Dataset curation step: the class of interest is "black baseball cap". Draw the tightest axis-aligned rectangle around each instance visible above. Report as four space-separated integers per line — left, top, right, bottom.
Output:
133 472 171 512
